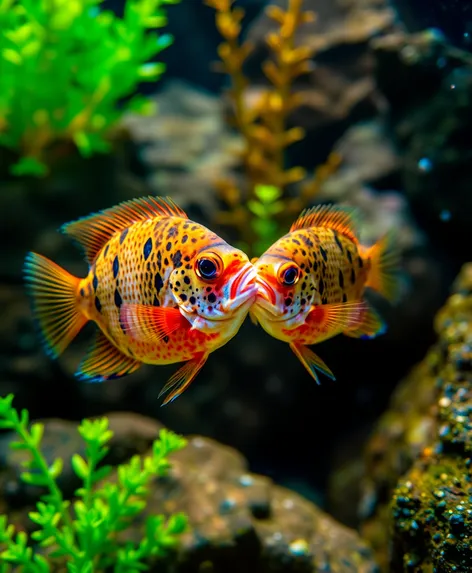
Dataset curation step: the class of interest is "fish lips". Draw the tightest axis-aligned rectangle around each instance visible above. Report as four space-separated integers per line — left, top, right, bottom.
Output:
221 262 258 314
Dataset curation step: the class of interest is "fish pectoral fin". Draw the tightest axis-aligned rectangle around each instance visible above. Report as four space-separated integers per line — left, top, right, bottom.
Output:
306 300 369 336
249 309 259 326
290 343 335 385
159 353 208 406
343 301 386 339
75 330 141 382
120 304 189 343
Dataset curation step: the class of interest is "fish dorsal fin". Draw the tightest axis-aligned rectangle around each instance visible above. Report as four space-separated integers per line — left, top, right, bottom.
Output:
290 204 359 244
61 196 188 264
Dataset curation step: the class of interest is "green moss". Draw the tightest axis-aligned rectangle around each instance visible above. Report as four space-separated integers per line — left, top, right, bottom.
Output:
361 263 472 572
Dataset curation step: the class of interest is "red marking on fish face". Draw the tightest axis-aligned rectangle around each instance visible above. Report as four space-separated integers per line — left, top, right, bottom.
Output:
307 306 325 324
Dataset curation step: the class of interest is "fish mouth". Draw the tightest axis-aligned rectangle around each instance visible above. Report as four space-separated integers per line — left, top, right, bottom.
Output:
220 262 258 315
251 276 286 322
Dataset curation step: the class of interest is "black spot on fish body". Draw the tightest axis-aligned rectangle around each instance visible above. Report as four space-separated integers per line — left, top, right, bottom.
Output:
114 289 122 308
301 298 306 306
301 249 307 256
128 347 135 358
292 238 301 246
163 335 169 344
191 237 197 243
164 258 169 266
155 273 164 293
120 228 128 244
189 296 196 305
342 293 347 303
175 281 181 287
113 256 119 278
92 273 98 291
321 296 328 304
143 238 152 260
173 250 182 268
80 288 85 297
153 296 160 306
358 255 364 268
301 281 306 291
208 292 216 303
334 232 344 253
166 241 172 251
167 225 177 238
95 296 102 313
300 234 314 248
182 234 188 244
184 255 191 262
346 249 352 264
180 294 187 302
338 270 344 289
285 297 292 306
350 268 356 285
318 277 325 296
104 244 109 258
184 276 191 285
320 246 328 263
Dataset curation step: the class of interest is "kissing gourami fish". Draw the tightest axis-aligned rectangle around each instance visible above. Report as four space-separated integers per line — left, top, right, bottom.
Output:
24 196 257 404
250 204 401 384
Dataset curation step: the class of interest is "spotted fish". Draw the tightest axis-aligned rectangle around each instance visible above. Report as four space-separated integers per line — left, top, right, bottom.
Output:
24 196 257 404
249 204 401 383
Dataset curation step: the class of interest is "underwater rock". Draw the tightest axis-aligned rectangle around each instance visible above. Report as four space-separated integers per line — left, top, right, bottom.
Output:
359 263 472 572
240 0 401 166
0 413 380 573
371 30 472 262
122 80 245 223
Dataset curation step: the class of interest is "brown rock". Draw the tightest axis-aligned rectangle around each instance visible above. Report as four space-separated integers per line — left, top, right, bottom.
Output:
0 414 380 572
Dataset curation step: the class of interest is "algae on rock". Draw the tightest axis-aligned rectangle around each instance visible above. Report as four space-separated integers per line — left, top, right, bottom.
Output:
360 264 472 572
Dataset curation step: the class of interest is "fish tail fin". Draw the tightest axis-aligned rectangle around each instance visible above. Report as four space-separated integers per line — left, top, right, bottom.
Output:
363 231 402 303
23 252 87 358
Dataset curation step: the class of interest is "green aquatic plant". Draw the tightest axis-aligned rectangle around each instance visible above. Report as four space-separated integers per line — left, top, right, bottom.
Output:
206 0 342 257
0 394 187 573
0 0 179 176
245 184 285 255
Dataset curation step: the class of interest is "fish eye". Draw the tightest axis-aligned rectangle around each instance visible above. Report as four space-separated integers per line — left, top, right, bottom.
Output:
195 253 223 281
278 263 300 287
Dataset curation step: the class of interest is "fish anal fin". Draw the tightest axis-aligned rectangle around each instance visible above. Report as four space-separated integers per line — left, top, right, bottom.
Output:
362 230 402 303
23 252 87 359
307 300 369 335
344 302 386 339
290 343 335 385
76 330 141 382
290 203 359 243
120 304 189 343
159 353 208 405
61 196 188 263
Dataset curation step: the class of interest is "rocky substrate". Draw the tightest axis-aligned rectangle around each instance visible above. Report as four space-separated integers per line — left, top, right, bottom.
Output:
359 264 472 572
0 412 379 573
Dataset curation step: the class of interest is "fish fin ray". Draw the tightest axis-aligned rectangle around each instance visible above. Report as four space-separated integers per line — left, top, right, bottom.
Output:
290 343 335 385
61 196 188 263
362 230 402 303
23 252 87 358
249 309 259 326
75 330 141 382
307 300 369 335
159 354 208 405
344 301 386 339
120 304 188 343
290 203 360 243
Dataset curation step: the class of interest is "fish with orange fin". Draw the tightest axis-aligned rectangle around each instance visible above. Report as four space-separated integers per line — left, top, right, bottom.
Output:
249 203 401 384
23 196 257 404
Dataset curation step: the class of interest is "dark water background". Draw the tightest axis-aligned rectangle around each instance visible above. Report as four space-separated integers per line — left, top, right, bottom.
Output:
2 0 472 513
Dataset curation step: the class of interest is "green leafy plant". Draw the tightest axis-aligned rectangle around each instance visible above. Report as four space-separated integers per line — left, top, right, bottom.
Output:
246 184 285 255
0 394 188 573
0 0 180 176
